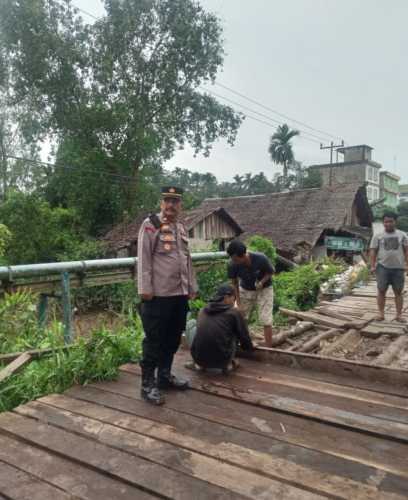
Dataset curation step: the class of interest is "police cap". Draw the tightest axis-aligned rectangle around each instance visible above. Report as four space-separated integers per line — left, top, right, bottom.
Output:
161 186 184 199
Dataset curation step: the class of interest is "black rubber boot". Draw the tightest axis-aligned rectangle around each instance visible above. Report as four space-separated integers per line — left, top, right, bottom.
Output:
141 370 165 405
158 369 190 390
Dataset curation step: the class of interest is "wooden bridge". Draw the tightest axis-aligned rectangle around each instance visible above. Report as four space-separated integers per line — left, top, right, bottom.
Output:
1 278 408 499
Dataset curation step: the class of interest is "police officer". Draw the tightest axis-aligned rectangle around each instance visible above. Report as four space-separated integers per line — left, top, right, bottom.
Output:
137 186 198 405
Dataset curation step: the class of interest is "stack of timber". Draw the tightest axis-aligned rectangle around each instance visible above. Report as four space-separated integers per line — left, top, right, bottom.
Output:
278 279 408 368
1 350 408 499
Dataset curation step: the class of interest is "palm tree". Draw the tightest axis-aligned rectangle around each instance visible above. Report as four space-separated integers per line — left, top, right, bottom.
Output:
268 124 300 182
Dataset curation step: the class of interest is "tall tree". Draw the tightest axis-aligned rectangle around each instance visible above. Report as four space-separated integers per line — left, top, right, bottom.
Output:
1 0 243 233
268 124 300 182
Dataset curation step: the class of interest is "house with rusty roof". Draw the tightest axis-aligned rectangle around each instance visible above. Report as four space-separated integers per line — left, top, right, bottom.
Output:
194 183 373 262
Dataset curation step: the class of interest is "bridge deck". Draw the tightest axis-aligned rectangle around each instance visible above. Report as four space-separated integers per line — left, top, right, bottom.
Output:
1 348 408 499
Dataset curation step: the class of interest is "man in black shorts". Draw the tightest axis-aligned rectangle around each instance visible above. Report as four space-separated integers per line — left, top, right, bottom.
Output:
370 211 408 323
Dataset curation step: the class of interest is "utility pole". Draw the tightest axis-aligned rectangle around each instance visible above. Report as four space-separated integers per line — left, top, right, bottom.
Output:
320 140 345 186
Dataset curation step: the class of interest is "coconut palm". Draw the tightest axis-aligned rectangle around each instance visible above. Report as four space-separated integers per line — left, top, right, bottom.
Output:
268 124 300 182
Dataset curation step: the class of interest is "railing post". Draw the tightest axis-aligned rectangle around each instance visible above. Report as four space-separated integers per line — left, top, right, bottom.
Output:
61 271 74 344
37 293 48 329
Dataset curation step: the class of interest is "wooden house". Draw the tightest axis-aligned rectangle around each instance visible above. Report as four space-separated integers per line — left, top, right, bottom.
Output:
103 207 242 257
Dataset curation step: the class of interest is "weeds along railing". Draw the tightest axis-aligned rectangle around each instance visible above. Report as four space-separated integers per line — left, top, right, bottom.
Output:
0 252 227 345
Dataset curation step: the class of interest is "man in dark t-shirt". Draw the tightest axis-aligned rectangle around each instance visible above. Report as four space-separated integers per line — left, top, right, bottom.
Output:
227 240 275 346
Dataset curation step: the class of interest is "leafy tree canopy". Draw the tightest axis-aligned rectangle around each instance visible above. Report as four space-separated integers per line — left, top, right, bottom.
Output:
0 0 243 231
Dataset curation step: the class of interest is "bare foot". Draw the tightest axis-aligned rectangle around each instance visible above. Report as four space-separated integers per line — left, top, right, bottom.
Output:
394 316 407 324
375 315 385 321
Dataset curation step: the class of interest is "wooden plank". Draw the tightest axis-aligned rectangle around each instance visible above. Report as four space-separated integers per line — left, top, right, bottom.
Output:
0 460 73 500
295 328 341 353
374 336 408 367
251 347 408 395
39 392 408 500
89 373 408 478
0 345 75 365
66 384 408 499
0 353 31 383
279 308 347 328
320 329 363 357
121 364 408 443
0 411 243 500
0 433 155 500
216 358 408 410
16 400 328 500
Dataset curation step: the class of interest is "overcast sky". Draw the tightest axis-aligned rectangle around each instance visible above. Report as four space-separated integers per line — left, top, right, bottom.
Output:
76 0 408 183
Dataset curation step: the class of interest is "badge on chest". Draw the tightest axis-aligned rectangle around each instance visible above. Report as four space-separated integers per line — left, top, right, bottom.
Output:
159 221 176 252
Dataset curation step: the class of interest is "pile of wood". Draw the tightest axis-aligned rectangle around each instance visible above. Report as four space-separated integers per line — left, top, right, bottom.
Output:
278 279 408 367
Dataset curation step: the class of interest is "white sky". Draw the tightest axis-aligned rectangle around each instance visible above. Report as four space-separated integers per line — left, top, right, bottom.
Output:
76 0 408 183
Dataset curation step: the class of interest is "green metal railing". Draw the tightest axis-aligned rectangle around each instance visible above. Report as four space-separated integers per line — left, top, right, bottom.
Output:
0 252 227 344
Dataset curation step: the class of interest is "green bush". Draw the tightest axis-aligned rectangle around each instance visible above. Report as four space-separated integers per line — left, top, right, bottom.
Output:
274 259 344 313
246 235 278 264
196 262 228 301
0 292 64 354
0 318 142 412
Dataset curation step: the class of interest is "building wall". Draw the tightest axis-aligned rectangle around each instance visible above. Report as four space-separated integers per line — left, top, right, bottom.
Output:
190 213 238 240
315 162 380 203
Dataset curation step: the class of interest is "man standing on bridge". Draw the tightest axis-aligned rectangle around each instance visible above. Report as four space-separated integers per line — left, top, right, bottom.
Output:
370 211 408 323
137 186 198 405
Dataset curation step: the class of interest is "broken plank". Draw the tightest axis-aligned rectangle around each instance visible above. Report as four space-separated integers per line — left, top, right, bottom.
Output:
0 353 31 383
38 393 408 500
0 345 75 365
0 411 242 500
279 308 347 328
16 400 328 500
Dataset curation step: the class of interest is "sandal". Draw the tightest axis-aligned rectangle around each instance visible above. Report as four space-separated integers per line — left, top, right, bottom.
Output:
184 361 205 372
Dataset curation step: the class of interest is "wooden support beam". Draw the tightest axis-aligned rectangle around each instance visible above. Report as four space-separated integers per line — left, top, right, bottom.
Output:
373 336 408 367
295 329 341 353
279 308 347 329
0 353 32 383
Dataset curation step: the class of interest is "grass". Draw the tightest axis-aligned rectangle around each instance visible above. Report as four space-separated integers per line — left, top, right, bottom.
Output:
0 291 143 412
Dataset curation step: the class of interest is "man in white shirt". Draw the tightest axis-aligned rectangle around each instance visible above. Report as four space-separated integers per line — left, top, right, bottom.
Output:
370 212 408 323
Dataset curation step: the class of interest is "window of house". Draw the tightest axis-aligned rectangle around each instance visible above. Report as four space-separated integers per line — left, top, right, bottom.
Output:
367 166 373 181
373 168 378 182
367 186 373 200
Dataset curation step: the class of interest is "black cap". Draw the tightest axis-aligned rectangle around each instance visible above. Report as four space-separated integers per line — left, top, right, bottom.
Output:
212 283 236 302
161 186 184 199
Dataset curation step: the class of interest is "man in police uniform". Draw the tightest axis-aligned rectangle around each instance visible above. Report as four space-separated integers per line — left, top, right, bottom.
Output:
137 186 198 405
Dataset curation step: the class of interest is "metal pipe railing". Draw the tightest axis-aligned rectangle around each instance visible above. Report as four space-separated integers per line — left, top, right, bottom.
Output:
0 252 228 345
0 252 227 280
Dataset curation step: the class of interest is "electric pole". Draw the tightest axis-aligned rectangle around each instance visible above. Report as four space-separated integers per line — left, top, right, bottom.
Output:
320 140 345 186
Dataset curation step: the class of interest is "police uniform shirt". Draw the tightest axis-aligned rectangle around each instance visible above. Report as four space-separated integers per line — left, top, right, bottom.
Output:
137 214 198 297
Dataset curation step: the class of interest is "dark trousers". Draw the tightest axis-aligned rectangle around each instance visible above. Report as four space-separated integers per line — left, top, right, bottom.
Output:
140 295 189 375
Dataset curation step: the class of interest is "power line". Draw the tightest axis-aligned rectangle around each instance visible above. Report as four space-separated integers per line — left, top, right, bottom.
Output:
6 155 135 184
201 87 322 144
213 82 344 142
